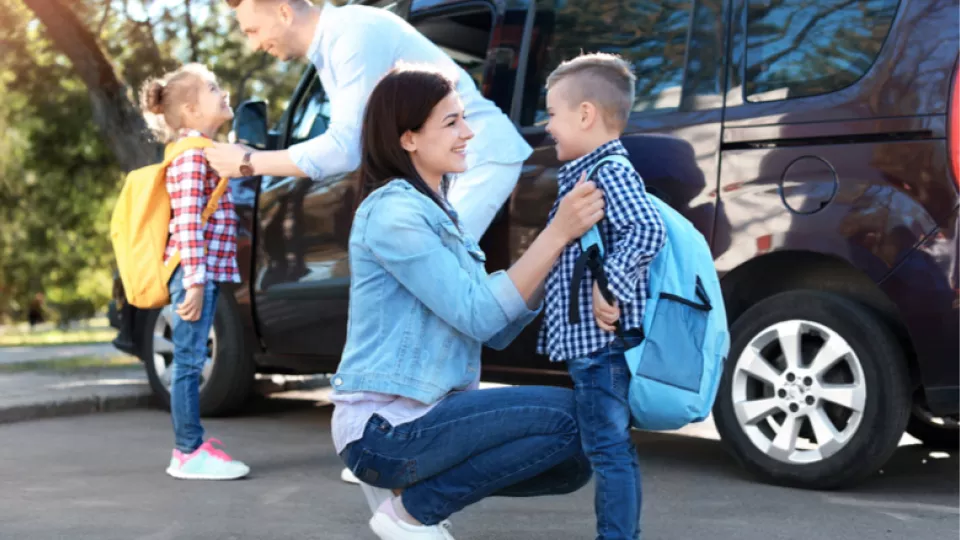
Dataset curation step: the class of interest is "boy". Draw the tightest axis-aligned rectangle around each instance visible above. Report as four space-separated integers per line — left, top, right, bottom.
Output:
539 53 667 539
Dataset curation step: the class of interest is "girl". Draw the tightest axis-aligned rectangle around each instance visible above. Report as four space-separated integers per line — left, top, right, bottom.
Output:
332 65 605 540
139 64 249 480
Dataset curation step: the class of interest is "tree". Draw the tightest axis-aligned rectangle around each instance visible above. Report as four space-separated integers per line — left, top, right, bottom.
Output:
21 0 157 172
0 0 302 321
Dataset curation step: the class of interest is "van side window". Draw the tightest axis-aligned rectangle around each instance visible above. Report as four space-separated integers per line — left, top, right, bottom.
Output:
413 7 495 93
288 79 331 146
521 0 718 127
744 0 900 102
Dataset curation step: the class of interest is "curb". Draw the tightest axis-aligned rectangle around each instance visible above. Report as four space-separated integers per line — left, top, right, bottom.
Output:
0 390 154 425
0 373 329 426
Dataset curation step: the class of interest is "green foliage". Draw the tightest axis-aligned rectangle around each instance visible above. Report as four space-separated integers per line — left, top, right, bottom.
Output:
0 0 303 322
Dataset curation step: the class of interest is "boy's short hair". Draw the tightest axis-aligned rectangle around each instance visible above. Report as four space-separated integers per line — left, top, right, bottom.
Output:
546 52 636 131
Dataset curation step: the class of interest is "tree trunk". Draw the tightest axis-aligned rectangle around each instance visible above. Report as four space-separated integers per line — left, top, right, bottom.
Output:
22 0 159 172
184 0 200 62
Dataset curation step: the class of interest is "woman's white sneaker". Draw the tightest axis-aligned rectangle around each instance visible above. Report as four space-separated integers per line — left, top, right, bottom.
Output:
340 466 360 484
368 498 455 540
347 471 454 532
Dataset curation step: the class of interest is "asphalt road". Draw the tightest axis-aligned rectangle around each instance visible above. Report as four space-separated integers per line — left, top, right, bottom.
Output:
0 395 955 540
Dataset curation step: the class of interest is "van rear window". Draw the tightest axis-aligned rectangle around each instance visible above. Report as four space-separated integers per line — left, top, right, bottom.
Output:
745 0 900 102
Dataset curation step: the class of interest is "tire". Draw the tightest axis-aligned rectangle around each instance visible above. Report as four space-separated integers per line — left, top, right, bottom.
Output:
141 293 256 417
906 403 959 449
713 290 911 490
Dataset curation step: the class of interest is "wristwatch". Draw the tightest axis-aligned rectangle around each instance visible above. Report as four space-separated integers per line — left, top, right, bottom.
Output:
239 152 255 176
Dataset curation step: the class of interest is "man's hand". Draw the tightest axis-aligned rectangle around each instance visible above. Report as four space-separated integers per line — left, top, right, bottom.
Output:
204 143 251 178
593 281 620 333
176 286 205 322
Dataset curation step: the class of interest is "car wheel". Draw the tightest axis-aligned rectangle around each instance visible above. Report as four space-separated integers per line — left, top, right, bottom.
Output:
906 402 959 449
141 294 256 417
713 290 911 490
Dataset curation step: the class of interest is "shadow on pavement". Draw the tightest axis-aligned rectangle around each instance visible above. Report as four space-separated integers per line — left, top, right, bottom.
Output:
633 428 958 497
634 430 746 481
854 444 958 497
238 393 328 417
237 389 959 498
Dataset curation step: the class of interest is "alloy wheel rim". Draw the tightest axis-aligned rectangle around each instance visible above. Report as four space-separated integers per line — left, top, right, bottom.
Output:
732 319 867 465
152 305 216 393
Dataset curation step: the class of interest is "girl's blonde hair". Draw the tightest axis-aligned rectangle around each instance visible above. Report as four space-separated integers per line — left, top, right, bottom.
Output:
138 63 215 142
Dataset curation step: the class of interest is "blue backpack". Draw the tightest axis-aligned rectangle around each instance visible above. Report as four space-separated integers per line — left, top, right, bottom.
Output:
572 155 730 431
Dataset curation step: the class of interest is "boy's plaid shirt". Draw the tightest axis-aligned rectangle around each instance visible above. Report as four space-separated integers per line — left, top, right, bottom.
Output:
537 139 666 362
163 129 241 289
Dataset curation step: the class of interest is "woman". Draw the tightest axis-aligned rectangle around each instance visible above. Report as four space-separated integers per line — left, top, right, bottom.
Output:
333 65 605 540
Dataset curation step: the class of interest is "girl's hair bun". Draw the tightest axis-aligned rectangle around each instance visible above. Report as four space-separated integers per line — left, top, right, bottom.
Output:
140 79 165 115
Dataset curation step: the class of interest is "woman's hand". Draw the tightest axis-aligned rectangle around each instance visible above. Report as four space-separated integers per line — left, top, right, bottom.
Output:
505 174 604 304
548 172 605 244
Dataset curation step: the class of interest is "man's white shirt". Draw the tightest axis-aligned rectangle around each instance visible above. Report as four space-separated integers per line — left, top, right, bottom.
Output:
287 2 533 180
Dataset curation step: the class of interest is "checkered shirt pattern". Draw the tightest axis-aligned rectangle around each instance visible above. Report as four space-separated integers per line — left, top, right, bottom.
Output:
537 139 666 362
163 130 241 289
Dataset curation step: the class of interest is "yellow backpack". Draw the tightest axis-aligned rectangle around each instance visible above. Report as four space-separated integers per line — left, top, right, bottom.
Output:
110 137 228 309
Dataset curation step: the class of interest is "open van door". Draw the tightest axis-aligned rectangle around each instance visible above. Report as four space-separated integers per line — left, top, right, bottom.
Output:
250 0 413 370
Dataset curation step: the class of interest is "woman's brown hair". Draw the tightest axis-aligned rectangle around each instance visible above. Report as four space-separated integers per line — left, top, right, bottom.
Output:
355 65 459 223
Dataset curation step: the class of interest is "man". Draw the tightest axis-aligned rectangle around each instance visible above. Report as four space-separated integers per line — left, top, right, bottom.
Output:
206 0 533 241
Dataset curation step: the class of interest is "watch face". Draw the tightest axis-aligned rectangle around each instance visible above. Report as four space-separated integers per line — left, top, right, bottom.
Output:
239 164 254 176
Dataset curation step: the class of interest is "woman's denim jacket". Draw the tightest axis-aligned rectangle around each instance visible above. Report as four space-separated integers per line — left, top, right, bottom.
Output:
331 180 540 403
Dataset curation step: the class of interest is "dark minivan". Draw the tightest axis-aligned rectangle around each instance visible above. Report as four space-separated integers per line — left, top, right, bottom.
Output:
111 0 960 489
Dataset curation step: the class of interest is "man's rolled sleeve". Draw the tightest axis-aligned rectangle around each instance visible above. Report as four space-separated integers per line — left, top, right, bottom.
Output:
287 140 326 180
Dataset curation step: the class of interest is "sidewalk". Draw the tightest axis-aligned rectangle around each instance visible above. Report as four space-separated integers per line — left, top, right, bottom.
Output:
0 345 333 425
0 343 124 364
0 349 152 424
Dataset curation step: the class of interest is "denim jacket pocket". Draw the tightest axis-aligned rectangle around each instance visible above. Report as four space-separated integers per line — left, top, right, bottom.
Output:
437 216 487 273
436 217 464 244
466 244 487 263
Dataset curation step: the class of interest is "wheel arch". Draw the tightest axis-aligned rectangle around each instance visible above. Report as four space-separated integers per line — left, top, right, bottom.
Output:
719 249 920 389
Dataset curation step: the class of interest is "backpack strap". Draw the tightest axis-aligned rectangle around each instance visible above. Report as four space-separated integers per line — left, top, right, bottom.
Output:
164 136 211 163
202 178 230 225
568 154 634 326
163 136 229 226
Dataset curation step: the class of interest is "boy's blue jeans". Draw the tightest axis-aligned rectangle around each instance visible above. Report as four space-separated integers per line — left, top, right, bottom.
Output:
168 267 219 453
568 332 644 540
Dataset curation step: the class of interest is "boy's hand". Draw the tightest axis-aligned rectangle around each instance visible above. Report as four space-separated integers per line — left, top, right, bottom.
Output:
176 286 204 322
593 282 620 332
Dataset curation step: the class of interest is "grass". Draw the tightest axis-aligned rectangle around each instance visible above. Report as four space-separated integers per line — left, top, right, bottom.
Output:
0 328 117 348
0 354 141 374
